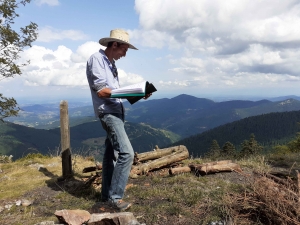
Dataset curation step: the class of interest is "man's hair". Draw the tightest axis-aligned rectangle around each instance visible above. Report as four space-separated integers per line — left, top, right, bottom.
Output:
107 41 121 48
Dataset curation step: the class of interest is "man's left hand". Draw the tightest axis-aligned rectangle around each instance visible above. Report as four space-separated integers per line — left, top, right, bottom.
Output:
143 93 152 100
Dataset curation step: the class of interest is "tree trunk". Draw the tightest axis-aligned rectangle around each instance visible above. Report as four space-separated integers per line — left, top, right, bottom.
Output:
131 147 189 176
134 145 188 164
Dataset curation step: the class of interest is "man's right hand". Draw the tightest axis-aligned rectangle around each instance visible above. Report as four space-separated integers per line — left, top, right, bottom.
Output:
97 88 112 98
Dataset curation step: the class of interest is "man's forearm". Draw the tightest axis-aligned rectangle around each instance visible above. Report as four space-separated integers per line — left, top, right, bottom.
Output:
97 88 112 98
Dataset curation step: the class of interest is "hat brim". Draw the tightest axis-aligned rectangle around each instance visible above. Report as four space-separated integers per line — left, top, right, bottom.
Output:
99 38 138 50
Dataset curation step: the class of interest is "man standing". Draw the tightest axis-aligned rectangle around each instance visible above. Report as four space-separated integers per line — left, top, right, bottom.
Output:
86 29 150 211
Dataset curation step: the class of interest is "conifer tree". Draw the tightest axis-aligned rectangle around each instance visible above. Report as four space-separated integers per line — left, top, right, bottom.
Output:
206 139 221 159
240 134 263 157
222 141 236 158
287 132 300 152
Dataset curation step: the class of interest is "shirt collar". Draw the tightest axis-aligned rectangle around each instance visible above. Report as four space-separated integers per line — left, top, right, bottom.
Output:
100 49 115 67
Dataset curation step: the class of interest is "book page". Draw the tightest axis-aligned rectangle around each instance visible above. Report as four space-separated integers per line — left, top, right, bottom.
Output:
111 81 146 94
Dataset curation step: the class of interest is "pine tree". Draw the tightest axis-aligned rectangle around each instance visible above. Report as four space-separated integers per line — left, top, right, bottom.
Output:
240 134 263 157
221 141 236 158
287 132 300 153
206 139 221 159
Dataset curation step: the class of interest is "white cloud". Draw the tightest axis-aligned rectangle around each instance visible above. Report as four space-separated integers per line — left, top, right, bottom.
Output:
118 69 145 86
37 26 88 42
71 41 103 63
35 0 59 6
18 42 146 89
132 0 300 91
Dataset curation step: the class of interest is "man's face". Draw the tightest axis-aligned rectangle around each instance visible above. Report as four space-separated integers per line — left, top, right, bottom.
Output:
113 43 129 60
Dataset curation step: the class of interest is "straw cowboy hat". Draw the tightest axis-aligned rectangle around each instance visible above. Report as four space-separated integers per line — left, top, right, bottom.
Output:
99 29 138 50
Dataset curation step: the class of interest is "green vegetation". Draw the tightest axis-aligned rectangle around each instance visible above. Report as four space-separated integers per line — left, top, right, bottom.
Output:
0 120 180 160
172 110 300 157
0 0 38 121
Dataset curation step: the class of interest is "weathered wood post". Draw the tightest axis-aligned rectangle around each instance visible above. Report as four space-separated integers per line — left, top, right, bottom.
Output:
296 170 300 207
59 100 73 180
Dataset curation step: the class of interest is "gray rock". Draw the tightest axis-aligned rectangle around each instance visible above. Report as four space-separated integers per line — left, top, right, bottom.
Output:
88 212 144 225
55 209 91 225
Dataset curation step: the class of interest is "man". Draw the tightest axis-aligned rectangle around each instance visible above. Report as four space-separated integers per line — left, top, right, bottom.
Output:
86 29 151 211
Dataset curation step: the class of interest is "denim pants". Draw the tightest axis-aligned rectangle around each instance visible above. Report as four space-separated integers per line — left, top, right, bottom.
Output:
99 113 134 202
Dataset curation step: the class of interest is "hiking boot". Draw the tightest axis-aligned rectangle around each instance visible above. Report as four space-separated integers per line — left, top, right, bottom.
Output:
108 199 132 211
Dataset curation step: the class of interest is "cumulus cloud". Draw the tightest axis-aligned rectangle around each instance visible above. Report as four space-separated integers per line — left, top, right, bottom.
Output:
37 26 89 42
132 0 300 90
19 42 145 89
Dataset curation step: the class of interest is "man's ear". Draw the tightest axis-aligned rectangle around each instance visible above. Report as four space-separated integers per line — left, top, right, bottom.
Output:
112 42 118 48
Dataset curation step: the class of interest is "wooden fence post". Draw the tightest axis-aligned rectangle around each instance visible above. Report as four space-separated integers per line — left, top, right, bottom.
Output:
59 100 73 180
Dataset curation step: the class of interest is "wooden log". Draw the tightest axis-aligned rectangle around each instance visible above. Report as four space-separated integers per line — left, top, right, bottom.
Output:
169 166 191 175
130 147 189 176
190 162 242 176
82 164 103 173
201 160 232 166
134 145 188 164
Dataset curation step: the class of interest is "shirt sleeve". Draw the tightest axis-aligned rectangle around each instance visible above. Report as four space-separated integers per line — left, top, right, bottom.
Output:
87 55 107 93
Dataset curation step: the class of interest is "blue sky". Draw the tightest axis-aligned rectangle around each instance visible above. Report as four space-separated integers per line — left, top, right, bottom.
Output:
2 0 300 104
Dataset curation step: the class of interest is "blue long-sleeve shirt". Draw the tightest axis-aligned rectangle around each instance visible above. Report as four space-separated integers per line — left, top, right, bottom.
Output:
86 49 124 117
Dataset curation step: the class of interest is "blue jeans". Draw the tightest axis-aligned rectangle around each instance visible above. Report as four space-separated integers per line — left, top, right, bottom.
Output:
100 113 134 202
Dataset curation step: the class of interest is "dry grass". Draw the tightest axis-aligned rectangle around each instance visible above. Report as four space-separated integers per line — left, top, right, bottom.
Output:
0 153 299 225
222 174 300 225
0 154 95 200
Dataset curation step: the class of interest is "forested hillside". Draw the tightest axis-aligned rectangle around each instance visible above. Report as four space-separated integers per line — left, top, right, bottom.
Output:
170 110 300 157
0 121 180 160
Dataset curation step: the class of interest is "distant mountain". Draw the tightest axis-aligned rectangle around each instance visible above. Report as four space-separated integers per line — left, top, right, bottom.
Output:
236 99 300 118
0 120 180 160
267 95 300 102
5 94 300 138
170 110 300 157
124 95 273 137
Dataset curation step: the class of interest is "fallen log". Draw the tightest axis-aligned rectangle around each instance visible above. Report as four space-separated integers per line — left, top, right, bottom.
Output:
130 147 189 176
82 164 102 173
169 166 191 175
190 162 242 176
134 145 188 164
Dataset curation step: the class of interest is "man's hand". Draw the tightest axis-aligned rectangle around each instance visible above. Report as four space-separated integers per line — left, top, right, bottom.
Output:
97 88 111 98
143 93 152 100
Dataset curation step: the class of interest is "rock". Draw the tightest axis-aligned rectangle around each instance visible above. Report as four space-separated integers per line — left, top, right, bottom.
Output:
55 209 91 225
88 212 144 225
5 204 13 210
15 200 22 206
22 199 33 206
0 206 4 212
